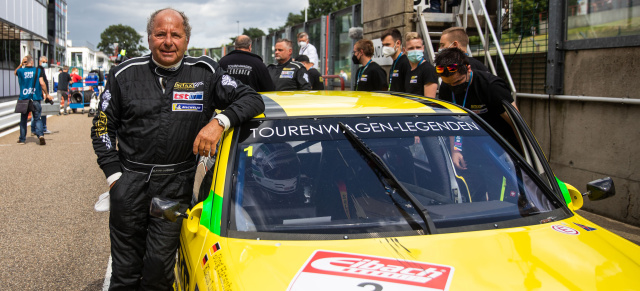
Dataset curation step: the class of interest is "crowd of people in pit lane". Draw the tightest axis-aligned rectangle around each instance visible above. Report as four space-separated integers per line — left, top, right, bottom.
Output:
10 7 519 289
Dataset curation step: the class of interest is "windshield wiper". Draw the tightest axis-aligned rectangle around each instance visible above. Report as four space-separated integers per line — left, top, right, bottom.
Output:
338 122 436 234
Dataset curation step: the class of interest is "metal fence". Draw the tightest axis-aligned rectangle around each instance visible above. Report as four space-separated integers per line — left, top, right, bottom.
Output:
471 0 550 94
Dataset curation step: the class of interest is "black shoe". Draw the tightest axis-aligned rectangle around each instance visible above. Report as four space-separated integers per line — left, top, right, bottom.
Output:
39 136 46 145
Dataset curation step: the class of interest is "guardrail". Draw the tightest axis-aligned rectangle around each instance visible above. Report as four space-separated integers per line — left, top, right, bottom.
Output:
0 93 59 132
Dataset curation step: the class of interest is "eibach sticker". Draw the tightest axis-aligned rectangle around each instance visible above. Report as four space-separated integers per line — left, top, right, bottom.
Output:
551 224 580 235
287 250 454 291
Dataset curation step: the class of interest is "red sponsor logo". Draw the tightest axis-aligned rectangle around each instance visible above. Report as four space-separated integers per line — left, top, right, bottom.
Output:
297 250 453 289
552 224 579 235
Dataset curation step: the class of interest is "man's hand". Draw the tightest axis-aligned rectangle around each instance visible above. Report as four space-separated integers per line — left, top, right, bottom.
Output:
193 119 224 156
451 151 467 170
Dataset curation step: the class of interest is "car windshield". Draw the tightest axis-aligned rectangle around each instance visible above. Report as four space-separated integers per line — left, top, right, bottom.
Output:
228 115 568 239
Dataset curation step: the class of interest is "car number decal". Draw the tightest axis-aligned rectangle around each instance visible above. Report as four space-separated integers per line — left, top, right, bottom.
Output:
287 250 454 291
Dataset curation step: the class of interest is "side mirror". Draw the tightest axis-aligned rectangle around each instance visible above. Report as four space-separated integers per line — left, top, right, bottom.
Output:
584 177 615 201
150 197 188 222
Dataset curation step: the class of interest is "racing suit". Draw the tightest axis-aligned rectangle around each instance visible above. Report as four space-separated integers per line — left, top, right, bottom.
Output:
91 54 264 290
267 59 311 91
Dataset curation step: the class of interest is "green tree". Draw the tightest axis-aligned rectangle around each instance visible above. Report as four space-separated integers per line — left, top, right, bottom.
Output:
243 27 266 40
97 24 147 57
307 0 360 19
508 0 548 37
273 0 360 32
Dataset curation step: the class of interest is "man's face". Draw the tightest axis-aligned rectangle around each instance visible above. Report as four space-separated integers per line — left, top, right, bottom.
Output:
297 35 308 44
406 39 424 52
439 34 457 50
440 66 469 86
148 10 189 67
40 58 47 65
381 35 400 51
274 42 292 64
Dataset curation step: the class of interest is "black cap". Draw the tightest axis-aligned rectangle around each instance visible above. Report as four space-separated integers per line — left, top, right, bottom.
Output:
296 55 310 63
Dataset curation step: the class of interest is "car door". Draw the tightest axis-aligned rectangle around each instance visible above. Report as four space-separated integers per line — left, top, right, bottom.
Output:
500 100 567 205
175 128 235 291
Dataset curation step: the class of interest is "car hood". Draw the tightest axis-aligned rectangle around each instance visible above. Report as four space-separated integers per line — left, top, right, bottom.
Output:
221 215 640 290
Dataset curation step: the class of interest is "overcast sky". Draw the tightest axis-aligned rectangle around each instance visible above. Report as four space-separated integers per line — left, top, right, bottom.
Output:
66 0 308 51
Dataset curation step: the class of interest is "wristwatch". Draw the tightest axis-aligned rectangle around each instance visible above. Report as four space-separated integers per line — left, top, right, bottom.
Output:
214 116 225 129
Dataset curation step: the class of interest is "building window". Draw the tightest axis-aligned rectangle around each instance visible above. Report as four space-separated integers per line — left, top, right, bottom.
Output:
71 52 82 67
566 0 640 40
332 11 353 84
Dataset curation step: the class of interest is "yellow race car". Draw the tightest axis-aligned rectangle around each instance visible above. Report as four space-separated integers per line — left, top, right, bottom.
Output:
151 91 640 291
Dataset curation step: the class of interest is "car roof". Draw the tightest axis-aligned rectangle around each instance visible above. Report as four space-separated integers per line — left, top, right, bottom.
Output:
257 91 466 119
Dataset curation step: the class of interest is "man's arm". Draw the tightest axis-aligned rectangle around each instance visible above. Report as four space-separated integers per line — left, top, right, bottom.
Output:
91 71 122 187
308 45 319 69
39 76 50 100
296 67 312 90
193 69 265 156
423 83 437 98
376 67 388 91
257 63 276 91
14 57 26 75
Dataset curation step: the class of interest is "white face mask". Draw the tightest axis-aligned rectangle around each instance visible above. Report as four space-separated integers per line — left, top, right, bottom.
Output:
298 41 307 47
382 42 399 58
382 46 396 57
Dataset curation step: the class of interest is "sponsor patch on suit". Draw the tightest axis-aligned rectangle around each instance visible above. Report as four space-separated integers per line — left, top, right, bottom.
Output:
280 71 294 78
173 103 203 112
173 91 204 100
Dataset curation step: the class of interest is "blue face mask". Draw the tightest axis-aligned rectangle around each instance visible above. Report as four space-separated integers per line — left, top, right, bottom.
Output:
41 63 48 68
407 50 424 63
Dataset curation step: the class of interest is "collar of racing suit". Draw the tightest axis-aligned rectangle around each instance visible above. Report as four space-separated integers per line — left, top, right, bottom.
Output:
151 56 182 72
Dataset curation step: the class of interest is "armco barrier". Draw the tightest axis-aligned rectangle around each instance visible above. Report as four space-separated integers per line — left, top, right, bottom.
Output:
0 93 59 132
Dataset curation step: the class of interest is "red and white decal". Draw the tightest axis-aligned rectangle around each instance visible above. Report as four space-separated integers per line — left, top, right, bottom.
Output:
287 250 454 291
552 224 579 235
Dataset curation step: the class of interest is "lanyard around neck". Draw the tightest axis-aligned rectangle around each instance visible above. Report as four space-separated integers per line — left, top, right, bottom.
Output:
388 52 403 90
356 59 372 90
451 71 473 108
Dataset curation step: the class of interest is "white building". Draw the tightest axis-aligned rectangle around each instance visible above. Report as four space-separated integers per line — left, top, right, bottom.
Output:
66 41 111 76
1 0 49 99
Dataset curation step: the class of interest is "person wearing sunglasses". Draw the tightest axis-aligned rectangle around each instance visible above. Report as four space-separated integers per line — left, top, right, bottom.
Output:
438 27 489 72
403 32 438 98
352 39 387 91
435 48 520 170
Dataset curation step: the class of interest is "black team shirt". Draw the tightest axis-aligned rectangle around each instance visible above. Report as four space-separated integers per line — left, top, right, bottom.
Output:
388 54 411 92
219 50 275 92
354 61 387 91
307 67 325 90
404 60 438 96
439 69 519 150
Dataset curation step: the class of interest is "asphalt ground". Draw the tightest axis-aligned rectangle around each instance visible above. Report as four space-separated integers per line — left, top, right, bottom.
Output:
0 111 638 290
0 112 110 290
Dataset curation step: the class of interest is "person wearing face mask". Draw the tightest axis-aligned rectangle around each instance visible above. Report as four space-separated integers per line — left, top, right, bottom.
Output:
33 56 53 135
352 39 387 91
439 27 489 72
403 32 438 98
435 48 520 170
380 28 410 92
297 32 319 70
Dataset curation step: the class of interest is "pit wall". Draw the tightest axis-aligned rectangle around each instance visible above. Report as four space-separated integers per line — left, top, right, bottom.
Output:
518 47 639 226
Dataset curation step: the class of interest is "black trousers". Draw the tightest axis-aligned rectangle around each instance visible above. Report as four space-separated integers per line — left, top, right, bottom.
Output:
108 169 194 291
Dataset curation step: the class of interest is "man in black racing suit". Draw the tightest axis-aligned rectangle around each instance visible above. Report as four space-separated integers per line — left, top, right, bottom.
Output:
90 8 264 290
267 38 311 91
